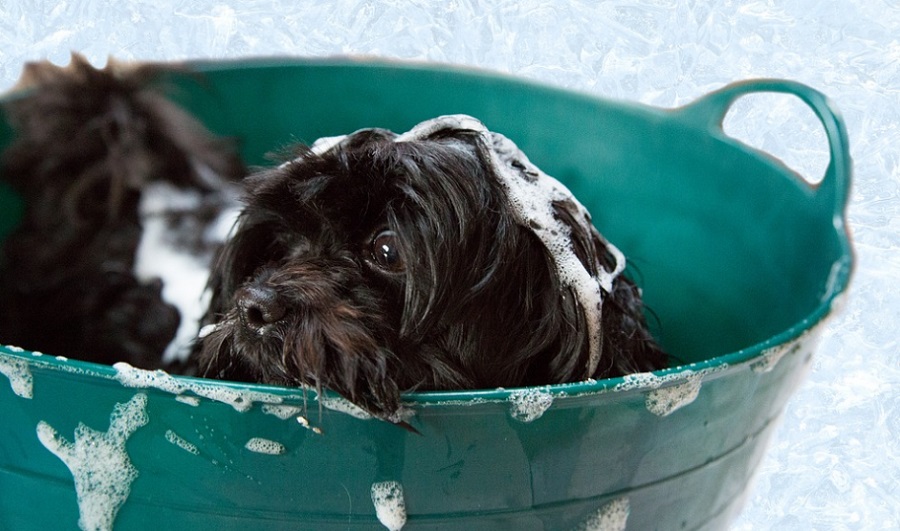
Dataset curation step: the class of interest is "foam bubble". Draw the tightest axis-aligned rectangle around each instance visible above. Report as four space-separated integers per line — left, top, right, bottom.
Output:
508 389 554 422
0 356 33 399
645 375 703 417
165 430 199 455
175 395 201 407
370 481 407 531
575 497 630 531
244 437 286 455
114 362 285 412
752 341 803 374
310 134 349 155
320 395 374 420
614 366 727 416
261 403 303 420
37 393 149 531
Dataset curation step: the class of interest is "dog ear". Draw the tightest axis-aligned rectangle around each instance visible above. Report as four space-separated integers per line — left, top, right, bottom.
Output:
550 199 667 377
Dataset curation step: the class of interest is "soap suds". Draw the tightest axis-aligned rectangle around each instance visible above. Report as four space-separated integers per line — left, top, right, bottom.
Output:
508 389 554 422
36 393 149 531
752 341 803 374
165 430 199 455
175 395 201 407
574 497 630 531
244 437 286 455
614 365 727 416
261 403 303 420
371 480 407 531
320 395 374 420
0 355 33 399
645 375 703 417
114 362 285 412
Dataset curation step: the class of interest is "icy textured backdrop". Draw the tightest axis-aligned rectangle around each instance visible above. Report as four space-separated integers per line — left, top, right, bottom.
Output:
1 1 897 528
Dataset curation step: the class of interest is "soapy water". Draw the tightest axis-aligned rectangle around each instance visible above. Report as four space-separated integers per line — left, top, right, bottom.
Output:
370 481 407 531
36 393 149 531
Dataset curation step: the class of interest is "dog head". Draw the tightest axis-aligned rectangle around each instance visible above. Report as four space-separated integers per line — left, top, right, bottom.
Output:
195 115 666 421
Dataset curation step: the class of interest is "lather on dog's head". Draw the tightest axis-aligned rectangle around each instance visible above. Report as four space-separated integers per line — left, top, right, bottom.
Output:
195 115 666 421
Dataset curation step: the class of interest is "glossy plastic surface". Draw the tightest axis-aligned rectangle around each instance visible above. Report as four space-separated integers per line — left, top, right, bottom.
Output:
0 58 852 530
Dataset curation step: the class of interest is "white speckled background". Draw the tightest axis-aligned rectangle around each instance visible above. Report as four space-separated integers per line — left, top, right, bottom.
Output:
1 1 897 528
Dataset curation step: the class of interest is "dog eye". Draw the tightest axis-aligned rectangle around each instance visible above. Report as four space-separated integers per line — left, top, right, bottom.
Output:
371 230 404 272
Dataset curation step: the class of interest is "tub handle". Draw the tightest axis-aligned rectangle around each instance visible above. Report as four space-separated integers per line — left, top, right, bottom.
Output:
676 79 852 223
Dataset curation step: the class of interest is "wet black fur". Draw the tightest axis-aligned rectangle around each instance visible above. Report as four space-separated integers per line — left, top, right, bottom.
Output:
194 127 667 421
0 56 243 368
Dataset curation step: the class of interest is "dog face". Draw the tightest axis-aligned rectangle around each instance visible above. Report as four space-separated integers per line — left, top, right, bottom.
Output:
195 116 666 421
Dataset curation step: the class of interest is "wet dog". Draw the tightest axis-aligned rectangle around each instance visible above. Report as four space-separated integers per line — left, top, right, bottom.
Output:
0 56 243 369
193 115 667 421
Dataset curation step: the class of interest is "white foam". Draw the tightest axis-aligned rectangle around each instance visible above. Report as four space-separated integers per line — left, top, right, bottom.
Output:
261 403 303 420
0 356 33 399
175 395 201 407
508 389 554 422
113 362 285 412
396 115 625 378
165 430 199 455
36 393 149 531
320 395 374 420
614 365 727 416
575 497 630 531
752 340 803 374
645 375 703 417
197 323 218 339
310 134 349 155
244 437 286 455
370 481 407 531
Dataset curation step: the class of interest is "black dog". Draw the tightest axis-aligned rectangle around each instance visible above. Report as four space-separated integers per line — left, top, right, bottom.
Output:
0 56 243 369
194 115 667 421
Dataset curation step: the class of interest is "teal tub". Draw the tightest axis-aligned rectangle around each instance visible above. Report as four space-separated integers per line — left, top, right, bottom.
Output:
0 58 852 530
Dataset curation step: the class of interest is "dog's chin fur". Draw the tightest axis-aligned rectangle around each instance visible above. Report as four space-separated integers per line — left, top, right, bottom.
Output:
195 125 667 421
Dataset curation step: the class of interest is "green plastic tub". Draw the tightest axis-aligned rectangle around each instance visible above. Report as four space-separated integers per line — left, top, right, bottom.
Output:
0 58 852 530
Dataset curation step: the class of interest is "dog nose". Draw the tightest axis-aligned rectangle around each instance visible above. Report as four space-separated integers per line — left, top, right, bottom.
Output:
237 286 287 330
